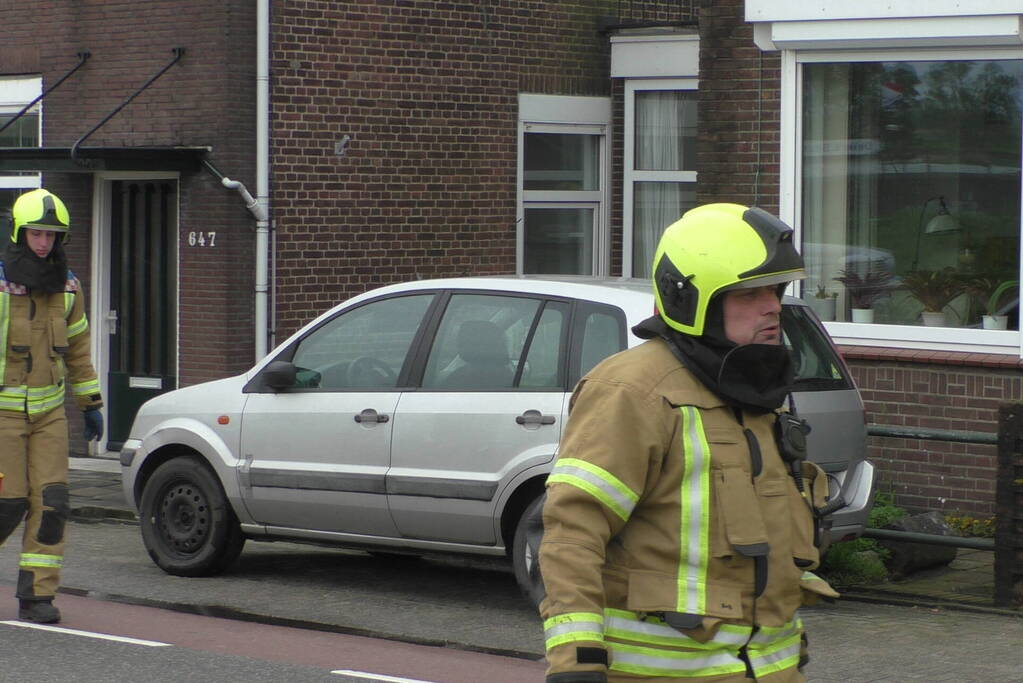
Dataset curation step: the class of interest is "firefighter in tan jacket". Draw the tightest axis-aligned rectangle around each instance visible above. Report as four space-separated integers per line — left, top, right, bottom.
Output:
539 204 837 683
0 189 103 624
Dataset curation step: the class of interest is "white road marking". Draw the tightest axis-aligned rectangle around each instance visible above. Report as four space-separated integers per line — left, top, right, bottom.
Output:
331 671 438 683
0 620 171 647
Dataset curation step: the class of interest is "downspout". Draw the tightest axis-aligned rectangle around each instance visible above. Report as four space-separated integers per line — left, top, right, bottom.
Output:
255 0 271 360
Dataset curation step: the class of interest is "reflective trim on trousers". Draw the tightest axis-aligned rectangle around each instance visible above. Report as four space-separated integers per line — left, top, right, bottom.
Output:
547 458 639 522
20 553 63 569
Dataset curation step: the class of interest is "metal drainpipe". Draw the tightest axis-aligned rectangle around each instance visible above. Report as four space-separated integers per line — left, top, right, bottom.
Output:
255 0 271 360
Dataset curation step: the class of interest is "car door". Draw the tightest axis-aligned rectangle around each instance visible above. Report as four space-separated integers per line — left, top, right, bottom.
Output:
387 292 569 545
238 293 435 536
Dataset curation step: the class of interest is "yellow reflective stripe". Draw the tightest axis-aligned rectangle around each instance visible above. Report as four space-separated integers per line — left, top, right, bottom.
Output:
544 612 604 650
747 625 802 677
609 641 747 678
72 378 100 396
606 612 803 678
678 406 711 615
20 553 63 569
604 609 751 649
67 314 88 338
547 458 639 521
63 292 74 318
0 385 27 411
0 291 8 379
26 384 65 416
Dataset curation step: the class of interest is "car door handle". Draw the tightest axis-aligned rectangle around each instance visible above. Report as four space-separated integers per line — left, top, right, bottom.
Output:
354 409 389 424
516 410 556 427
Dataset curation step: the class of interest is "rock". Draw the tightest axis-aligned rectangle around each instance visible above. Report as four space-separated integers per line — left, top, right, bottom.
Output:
879 511 959 579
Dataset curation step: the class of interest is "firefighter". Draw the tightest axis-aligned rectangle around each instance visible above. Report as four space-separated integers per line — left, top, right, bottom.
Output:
538 203 836 682
0 188 103 624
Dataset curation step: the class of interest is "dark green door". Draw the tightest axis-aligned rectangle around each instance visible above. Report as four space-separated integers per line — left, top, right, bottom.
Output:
106 180 177 450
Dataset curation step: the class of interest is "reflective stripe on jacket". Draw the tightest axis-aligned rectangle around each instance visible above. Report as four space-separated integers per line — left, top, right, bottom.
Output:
0 262 102 418
539 338 831 681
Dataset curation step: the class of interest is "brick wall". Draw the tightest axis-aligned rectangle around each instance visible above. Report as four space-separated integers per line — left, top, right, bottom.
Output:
844 348 1023 518
269 0 621 340
696 0 780 213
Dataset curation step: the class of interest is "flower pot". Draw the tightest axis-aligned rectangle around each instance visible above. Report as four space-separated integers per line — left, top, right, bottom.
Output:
851 308 874 323
920 311 946 327
808 297 836 322
982 314 1008 330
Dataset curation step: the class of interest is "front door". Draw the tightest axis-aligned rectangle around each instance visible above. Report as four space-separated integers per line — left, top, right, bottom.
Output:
106 180 177 450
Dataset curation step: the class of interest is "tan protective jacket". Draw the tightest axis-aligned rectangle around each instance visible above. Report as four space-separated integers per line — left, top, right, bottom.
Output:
539 338 834 682
0 267 102 419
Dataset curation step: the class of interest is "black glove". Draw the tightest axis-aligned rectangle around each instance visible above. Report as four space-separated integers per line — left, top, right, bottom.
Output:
546 673 607 683
83 408 104 441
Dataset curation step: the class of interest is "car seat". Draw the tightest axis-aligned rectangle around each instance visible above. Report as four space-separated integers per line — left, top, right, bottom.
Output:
443 320 515 388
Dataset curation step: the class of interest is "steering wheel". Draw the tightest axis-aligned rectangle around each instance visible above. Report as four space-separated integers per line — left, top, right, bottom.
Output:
348 356 397 387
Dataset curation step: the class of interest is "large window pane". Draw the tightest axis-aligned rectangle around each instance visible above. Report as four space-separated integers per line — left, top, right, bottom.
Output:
524 207 594 274
524 133 600 190
632 182 697 277
635 90 697 171
802 60 1022 329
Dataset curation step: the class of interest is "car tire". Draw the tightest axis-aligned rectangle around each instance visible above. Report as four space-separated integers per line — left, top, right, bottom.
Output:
512 493 547 609
139 456 246 577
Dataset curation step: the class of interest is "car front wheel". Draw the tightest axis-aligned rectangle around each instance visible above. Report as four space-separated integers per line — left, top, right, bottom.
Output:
139 456 245 577
512 493 547 609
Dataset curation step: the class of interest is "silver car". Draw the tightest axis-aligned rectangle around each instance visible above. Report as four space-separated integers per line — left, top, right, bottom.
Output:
121 276 875 601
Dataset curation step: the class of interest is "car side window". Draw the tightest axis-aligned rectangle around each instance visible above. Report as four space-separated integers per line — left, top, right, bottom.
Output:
780 305 852 391
520 301 568 388
290 294 433 389
422 294 543 390
569 302 627 385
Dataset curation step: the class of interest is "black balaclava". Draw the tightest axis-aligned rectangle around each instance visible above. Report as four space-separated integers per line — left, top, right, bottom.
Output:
633 287 794 414
4 231 68 293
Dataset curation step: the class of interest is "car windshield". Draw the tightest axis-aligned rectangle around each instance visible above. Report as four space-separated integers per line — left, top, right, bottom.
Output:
781 305 852 391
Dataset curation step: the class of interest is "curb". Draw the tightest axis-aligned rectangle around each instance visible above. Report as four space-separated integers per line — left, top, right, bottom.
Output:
70 506 138 524
839 588 1021 618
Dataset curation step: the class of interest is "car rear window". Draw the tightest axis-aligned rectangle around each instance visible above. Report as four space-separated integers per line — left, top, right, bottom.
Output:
781 305 853 391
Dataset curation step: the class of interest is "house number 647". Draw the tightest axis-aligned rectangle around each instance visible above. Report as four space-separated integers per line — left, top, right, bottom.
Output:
187 231 217 247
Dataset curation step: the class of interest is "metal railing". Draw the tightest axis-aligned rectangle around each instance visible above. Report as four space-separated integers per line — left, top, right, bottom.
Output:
862 423 996 551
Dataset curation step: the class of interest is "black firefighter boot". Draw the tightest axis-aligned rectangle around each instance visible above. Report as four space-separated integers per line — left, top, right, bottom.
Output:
19 598 61 624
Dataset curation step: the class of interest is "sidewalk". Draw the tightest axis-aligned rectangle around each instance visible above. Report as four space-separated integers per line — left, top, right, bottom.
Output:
67 457 1015 616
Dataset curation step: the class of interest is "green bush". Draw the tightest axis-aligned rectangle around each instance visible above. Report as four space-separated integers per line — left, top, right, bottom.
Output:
818 492 907 587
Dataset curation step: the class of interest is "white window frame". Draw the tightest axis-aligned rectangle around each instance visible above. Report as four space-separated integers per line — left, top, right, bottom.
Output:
761 8 1023 356
622 78 699 277
517 94 611 276
0 76 42 191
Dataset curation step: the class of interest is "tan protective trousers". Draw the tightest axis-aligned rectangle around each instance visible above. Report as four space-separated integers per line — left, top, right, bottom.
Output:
0 407 70 600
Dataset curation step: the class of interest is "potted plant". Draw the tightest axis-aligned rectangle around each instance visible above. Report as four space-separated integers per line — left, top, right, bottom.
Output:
807 281 838 321
966 276 1017 330
834 262 895 322
902 268 966 326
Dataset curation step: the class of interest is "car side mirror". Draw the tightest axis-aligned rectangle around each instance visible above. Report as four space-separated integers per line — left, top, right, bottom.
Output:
261 360 298 391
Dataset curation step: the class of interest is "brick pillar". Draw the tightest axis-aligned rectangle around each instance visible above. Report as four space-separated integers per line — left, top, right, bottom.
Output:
995 402 1023 608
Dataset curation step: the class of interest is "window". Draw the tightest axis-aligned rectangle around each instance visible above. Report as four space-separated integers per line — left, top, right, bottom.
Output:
570 301 627 384
518 95 611 276
289 294 433 389
800 58 1021 334
422 293 554 390
624 81 699 277
0 76 42 232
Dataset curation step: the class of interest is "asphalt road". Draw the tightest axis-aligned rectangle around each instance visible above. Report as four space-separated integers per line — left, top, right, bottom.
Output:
0 520 1021 682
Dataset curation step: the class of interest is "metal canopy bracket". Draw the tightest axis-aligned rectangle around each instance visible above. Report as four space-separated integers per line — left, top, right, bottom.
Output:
71 47 186 167
0 51 91 135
